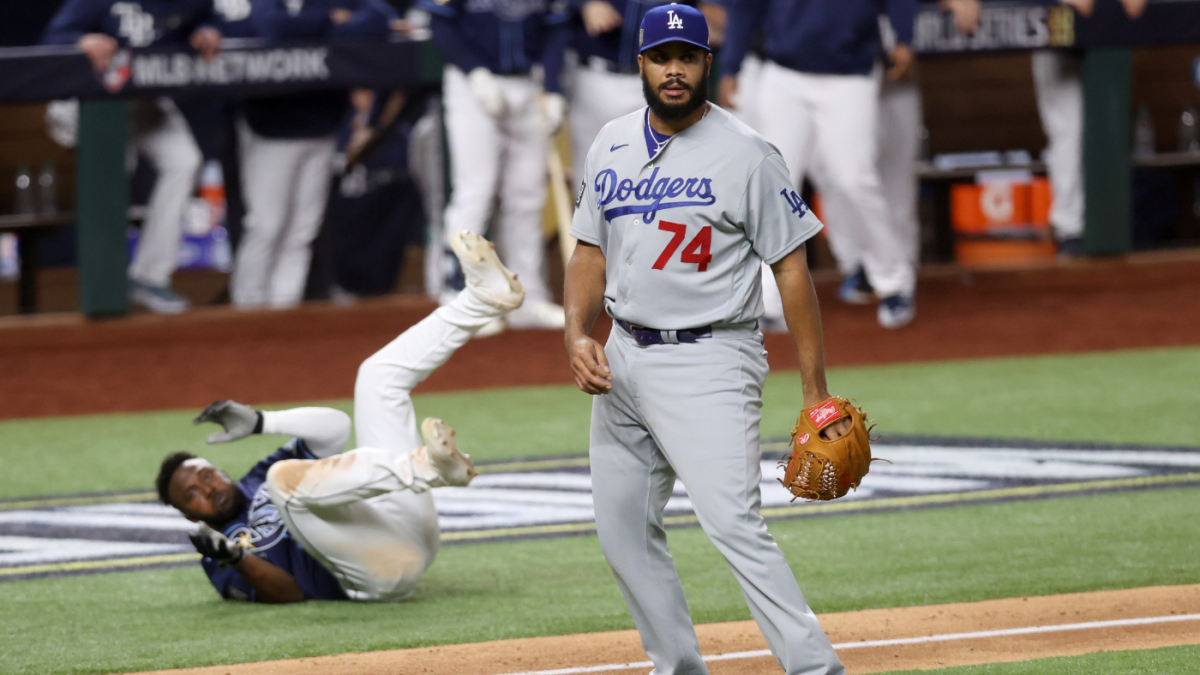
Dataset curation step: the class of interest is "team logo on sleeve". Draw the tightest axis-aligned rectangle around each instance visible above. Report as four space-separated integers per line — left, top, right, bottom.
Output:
780 189 809 218
594 168 716 223
225 485 287 553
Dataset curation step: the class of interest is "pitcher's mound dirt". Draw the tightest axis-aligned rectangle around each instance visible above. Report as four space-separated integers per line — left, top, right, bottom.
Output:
126 584 1200 675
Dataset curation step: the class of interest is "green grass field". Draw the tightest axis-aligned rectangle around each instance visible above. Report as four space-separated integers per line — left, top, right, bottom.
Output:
1 347 1198 674
4 346 1199 499
887 645 1200 674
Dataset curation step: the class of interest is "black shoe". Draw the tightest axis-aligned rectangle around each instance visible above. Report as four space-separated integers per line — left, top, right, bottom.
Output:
838 267 874 305
1056 236 1084 258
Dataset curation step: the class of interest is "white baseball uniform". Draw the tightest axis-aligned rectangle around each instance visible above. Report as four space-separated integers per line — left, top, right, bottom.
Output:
1032 48 1084 241
261 283 510 600
755 62 914 296
128 98 204 289
572 105 844 675
441 65 555 303
233 122 336 309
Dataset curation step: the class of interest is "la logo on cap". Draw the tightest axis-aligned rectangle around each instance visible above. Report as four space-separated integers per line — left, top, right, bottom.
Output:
666 9 683 29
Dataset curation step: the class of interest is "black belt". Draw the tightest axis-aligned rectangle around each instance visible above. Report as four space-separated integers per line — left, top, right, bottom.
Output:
616 319 712 345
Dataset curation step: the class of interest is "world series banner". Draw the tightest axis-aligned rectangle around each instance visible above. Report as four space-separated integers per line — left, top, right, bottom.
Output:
0 37 438 103
914 0 1200 54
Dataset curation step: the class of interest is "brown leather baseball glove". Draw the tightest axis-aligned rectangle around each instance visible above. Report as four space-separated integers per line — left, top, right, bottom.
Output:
778 397 876 501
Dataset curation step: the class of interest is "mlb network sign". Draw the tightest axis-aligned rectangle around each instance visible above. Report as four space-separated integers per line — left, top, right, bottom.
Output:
104 47 331 92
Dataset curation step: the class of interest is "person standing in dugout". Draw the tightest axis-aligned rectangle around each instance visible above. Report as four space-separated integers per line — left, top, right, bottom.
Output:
564 5 852 674
718 0 919 329
419 0 573 334
223 0 399 310
42 0 221 314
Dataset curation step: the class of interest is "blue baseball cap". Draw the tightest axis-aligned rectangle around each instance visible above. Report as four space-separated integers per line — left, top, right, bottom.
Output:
639 4 710 54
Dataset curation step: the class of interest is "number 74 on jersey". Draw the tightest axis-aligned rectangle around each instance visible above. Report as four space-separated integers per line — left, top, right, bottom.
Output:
648 190 810 273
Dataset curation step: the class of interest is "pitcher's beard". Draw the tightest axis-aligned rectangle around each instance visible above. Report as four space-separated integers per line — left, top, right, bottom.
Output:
642 71 710 122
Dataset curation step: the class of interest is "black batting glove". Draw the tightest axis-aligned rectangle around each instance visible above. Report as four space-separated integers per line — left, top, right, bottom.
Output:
189 523 246 568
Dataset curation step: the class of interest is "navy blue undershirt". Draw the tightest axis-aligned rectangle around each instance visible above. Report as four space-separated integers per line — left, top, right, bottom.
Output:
643 108 671 159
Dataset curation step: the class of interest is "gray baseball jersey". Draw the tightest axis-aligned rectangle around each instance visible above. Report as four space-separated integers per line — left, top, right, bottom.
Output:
570 104 823 330
580 103 845 675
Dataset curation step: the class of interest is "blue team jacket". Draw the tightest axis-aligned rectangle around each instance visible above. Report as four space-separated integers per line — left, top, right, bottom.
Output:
220 0 398 138
42 0 216 46
419 0 570 93
199 439 348 602
721 0 916 77
568 0 693 73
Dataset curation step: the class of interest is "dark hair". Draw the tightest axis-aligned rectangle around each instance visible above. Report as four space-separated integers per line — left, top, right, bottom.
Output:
156 451 196 505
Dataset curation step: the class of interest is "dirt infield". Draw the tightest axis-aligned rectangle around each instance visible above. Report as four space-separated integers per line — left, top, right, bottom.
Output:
1 252 1199 420
124 584 1200 675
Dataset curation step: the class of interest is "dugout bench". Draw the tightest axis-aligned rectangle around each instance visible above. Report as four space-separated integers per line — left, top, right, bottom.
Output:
0 37 445 316
0 2 1199 316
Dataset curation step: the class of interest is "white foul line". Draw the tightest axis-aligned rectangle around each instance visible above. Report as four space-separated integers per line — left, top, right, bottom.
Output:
496 613 1200 675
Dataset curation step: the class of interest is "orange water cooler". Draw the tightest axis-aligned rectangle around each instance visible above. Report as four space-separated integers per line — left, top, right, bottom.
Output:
950 174 1056 266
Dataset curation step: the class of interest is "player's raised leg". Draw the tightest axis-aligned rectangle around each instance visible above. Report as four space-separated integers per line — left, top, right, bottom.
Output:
264 433 476 601
354 230 524 453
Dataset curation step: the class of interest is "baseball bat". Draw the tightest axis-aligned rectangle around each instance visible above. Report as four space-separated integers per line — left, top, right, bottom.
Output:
547 138 576 267
538 92 577 267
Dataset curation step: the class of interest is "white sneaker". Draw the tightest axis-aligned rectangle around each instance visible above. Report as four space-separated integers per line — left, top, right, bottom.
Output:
448 231 524 311
420 417 477 487
130 280 189 314
506 299 566 330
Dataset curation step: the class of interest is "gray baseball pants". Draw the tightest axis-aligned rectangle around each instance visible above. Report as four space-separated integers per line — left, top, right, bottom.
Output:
590 325 844 675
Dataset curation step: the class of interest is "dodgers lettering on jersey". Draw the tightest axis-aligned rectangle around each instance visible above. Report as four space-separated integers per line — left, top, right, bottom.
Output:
593 167 715 223
571 105 823 330
199 439 346 602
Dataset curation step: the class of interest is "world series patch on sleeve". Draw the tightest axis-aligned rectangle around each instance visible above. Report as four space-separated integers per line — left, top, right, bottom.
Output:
778 397 882 501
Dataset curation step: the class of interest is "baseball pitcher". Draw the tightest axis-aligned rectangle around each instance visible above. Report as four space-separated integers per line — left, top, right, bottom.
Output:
156 231 524 602
564 5 868 673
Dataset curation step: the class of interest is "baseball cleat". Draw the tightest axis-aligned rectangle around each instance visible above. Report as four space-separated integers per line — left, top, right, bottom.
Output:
420 417 478 487
838 268 874 305
449 231 524 311
877 294 915 329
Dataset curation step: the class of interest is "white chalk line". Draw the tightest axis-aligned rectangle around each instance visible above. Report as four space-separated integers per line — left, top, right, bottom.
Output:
497 613 1200 675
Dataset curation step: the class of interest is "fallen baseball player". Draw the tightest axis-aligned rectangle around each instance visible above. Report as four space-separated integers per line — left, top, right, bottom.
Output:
155 231 523 603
